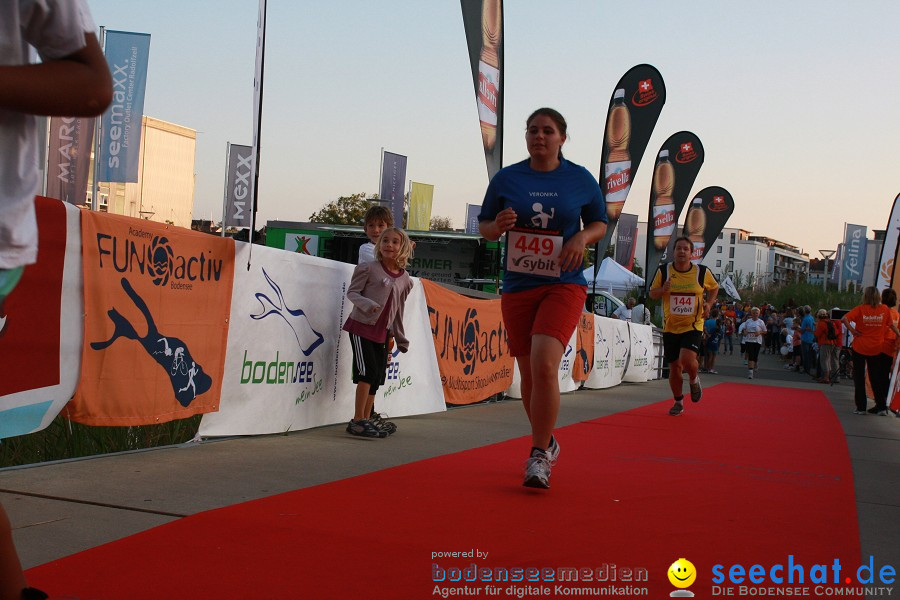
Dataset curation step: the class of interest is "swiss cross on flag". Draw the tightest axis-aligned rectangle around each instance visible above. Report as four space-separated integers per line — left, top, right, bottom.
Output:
682 143 693 153
713 196 725 206
639 79 653 92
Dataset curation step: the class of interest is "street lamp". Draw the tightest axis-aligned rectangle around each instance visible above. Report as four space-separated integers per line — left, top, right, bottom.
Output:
819 249 835 292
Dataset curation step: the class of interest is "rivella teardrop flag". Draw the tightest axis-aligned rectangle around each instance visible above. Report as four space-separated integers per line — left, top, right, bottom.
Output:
643 132 704 291
461 0 503 180
594 65 666 263
677 186 735 265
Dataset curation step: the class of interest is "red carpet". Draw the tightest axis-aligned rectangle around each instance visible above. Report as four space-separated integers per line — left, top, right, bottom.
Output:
28 383 864 599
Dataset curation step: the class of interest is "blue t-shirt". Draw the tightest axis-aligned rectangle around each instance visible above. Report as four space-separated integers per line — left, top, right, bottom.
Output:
479 159 607 293
800 314 815 343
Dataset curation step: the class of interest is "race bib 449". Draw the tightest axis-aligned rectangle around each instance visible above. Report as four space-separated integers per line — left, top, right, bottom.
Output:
507 228 562 278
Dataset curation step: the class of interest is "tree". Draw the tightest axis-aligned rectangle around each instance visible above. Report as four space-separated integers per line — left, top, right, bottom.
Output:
309 193 373 225
430 216 453 231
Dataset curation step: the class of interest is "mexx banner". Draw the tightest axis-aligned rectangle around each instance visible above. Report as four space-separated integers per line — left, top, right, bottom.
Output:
594 65 666 263
98 31 151 183
421 279 513 404
223 143 253 228
876 192 900 290
643 132 705 291
461 0 503 179
841 223 868 288
71 213 235 425
408 182 434 231
678 186 735 264
380 151 407 227
465 204 481 234
46 117 94 205
614 213 639 271
0 198 82 439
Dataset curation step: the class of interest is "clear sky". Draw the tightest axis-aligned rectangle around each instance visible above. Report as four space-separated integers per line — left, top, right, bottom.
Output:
86 0 900 259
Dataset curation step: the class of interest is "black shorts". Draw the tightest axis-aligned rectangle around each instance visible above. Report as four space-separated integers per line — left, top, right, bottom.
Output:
348 333 389 394
746 342 761 362
663 330 703 363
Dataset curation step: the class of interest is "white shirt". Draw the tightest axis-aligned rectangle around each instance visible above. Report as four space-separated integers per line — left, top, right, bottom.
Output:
357 241 375 264
632 303 651 325
0 0 94 268
742 317 766 344
612 305 632 321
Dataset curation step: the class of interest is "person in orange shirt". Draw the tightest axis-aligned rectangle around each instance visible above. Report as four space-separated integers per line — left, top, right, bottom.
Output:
842 286 900 415
876 288 900 414
814 308 841 383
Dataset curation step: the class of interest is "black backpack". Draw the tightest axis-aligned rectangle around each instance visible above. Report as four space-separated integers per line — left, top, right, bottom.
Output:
826 320 838 341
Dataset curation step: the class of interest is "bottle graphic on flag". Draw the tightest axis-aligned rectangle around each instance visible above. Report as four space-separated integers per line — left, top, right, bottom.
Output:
477 0 501 152
652 150 676 250
604 88 632 220
685 197 706 263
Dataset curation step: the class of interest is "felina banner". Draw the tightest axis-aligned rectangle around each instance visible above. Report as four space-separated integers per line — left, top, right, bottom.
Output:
875 192 900 291
408 182 434 231
840 223 868 289
461 0 503 179
421 279 513 404
71 212 235 425
46 116 94 205
676 186 735 265
0 198 82 439
594 65 666 265
98 31 151 183
643 131 705 292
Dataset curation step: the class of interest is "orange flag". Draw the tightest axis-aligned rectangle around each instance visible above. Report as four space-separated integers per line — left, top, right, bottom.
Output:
70 212 235 425
420 279 513 405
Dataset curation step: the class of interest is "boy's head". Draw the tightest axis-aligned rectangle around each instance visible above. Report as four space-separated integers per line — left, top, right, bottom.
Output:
363 205 394 245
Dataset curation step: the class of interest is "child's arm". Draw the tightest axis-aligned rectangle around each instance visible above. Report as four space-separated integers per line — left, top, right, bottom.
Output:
388 279 414 352
346 262 380 314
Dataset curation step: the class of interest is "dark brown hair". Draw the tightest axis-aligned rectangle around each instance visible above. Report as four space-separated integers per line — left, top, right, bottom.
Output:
526 108 567 159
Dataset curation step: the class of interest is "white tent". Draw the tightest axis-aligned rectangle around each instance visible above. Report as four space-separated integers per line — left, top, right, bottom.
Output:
583 257 644 297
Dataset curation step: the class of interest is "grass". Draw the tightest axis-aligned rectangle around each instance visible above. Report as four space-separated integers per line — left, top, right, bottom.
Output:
0 413 201 468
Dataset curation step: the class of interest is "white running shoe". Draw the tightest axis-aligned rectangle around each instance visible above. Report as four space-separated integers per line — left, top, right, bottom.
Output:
523 449 552 489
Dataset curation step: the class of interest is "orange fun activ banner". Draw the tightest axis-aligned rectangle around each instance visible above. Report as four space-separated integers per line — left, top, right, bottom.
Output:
573 312 594 382
421 279 513 405
70 212 235 425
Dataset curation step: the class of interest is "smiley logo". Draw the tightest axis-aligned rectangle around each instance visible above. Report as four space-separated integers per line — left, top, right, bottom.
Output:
668 558 696 589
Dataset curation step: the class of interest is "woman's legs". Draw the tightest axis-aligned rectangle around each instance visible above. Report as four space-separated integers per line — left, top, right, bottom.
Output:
0 502 27 600
518 334 565 451
852 351 869 411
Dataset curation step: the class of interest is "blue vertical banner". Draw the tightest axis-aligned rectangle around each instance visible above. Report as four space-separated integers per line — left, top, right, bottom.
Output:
464 204 481 234
98 31 151 183
841 223 868 288
380 151 407 226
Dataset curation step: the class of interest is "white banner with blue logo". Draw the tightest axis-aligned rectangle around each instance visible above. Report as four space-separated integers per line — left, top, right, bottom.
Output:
199 244 444 437
622 323 654 382
98 30 151 183
505 330 579 399
583 317 630 390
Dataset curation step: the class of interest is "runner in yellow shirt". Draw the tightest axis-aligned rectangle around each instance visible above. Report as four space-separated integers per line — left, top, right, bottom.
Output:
649 236 719 416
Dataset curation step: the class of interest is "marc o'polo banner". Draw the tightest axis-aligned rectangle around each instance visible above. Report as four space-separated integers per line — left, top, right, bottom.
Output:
98 30 151 183
72 213 235 425
0 198 81 439
461 0 503 179
643 132 704 291
380 151 407 227
421 279 513 404
223 143 253 228
46 117 94 205
875 192 900 290
678 186 734 264
594 65 666 263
